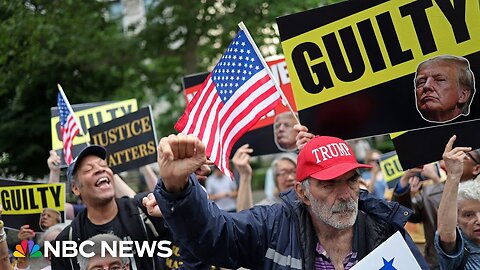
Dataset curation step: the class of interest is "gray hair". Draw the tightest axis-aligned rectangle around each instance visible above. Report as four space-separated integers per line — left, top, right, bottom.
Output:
417 55 475 115
77 233 129 270
300 179 310 193
458 180 480 203
271 153 297 184
39 223 67 244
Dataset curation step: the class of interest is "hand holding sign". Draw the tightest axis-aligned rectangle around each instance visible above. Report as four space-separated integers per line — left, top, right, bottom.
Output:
294 124 314 151
17 225 35 241
442 135 471 181
47 150 61 173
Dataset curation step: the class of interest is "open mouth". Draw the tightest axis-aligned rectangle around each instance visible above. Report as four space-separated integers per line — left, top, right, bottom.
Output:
95 177 110 187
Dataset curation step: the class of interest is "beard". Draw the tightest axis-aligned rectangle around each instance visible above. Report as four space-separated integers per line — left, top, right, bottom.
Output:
308 194 358 230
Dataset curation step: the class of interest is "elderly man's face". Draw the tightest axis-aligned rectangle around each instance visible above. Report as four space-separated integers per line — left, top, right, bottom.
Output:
40 209 60 230
457 199 480 245
415 61 469 122
298 170 360 230
87 255 129 270
274 113 298 151
72 155 115 206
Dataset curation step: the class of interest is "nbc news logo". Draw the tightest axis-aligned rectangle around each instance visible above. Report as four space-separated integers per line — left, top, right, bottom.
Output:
13 240 43 258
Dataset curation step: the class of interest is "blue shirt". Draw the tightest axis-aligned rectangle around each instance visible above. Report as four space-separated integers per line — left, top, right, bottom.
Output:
360 171 386 200
435 228 480 270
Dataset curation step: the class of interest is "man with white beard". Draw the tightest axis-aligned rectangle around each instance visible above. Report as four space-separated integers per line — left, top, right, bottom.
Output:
143 134 428 269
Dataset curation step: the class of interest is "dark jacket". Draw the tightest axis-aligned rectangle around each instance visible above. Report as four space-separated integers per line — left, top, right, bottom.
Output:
154 175 429 269
392 182 444 269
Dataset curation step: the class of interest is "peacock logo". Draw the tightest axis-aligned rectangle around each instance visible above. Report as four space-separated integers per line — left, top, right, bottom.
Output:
13 240 43 258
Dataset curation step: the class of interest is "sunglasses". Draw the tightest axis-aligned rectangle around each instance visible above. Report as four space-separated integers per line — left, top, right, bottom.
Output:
466 152 480 164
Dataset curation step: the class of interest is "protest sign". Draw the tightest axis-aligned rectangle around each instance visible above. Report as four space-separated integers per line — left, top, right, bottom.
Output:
351 231 421 270
88 106 157 174
391 119 480 169
277 0 480 139
51 99 138 166
0 178 65 232
379 151 404 189
182 56 298 156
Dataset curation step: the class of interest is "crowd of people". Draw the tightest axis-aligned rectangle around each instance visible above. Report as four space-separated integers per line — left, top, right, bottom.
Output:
1 117 480 269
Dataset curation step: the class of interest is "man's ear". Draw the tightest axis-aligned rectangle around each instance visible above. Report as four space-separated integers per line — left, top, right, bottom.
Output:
458 88 471 104
71 181 81 197
295 182 310 206
473 164 480 178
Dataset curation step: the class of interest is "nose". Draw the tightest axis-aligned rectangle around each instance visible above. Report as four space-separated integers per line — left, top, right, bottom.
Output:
475 213 480 225
423 77 435 91
335 181 354 201
285 174 296 186
93 164 106 174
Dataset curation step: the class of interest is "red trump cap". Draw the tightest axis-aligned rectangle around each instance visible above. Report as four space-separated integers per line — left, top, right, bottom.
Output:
297 136 372 181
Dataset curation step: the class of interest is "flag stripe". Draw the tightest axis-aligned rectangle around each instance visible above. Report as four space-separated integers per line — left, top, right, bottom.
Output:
176 76 214 134
217 87 279 171
202 98 222 156
217 71 272 127
192 85 218 136
209 71 274 163
208 71 272 162
218 73 273 129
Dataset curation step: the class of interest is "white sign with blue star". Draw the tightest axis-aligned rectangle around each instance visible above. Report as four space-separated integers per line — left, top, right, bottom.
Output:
350 231 421 270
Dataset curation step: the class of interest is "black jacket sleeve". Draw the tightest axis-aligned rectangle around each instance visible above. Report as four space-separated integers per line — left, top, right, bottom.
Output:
50 225 80 270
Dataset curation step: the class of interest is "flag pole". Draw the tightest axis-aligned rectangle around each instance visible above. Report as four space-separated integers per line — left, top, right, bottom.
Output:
57 84 90 146
238 21 300 125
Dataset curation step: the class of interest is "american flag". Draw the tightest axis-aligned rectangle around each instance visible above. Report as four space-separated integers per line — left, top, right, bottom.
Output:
57 92 80 165
175 27 281 177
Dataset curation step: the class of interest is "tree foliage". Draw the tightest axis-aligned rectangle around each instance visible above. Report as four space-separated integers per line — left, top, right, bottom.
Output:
0 0 342 178
0 1 141 178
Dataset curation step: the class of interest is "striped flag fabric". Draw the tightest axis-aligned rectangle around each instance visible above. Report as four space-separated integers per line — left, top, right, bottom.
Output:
57 92 80 165
175 27 281 177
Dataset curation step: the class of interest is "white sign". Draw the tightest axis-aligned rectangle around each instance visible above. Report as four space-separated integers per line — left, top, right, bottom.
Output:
351 231 421 270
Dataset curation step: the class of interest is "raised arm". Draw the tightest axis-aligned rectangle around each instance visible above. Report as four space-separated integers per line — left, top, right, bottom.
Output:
47 150 61 183
113 174 136 198
148 134 272 269
139 165 159 191
233 144 254 211
437 135 471 253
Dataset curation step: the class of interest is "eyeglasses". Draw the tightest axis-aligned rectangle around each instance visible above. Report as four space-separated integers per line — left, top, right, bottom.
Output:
277 170 296 178
89 264 128 270
466 152 480 164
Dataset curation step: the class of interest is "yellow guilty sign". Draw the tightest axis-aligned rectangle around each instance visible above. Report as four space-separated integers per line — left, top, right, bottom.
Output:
379 154 404 183
281 0 480 110
0 183 65 215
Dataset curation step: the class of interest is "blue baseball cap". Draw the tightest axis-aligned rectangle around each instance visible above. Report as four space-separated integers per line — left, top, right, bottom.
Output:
67 145 107 183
